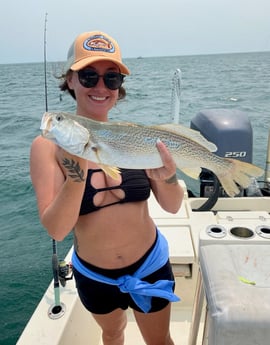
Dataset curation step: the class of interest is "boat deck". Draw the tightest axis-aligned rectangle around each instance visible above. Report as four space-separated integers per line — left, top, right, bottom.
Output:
121 307 205 345
17 181 270 344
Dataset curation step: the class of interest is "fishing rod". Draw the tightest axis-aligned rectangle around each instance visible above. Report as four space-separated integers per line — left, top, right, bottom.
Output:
43 13 63 318
44 11 60 307
44 13 48 113
170 69 221 210
170 68 182 124
44 14 72 319
263 129 270 194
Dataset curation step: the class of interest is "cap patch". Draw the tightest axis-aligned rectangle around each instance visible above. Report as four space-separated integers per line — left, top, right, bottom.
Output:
83 34 115 53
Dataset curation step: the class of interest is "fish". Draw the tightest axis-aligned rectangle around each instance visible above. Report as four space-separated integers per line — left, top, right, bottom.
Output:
40 111 264 197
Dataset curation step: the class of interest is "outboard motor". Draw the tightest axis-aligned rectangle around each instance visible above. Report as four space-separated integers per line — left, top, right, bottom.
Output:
190 109 253 197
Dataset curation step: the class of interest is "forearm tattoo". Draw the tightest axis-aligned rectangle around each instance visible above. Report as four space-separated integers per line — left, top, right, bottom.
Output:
165 173 178 185
62 158 85 182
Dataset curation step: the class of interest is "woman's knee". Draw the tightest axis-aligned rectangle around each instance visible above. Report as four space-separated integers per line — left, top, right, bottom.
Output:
92 309 127 344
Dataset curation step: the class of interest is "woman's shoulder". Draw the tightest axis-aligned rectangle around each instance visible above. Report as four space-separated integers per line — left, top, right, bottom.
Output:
32 134 51 146
31 135 59 161
30 135 64 183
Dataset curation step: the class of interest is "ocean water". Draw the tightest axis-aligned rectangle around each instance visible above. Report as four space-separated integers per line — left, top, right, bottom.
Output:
0 52 269 344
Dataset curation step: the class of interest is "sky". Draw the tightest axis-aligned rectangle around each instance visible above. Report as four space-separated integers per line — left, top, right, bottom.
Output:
1 0 270 64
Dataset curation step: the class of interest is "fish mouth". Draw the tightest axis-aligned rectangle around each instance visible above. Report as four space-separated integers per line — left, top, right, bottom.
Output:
40 113 53 137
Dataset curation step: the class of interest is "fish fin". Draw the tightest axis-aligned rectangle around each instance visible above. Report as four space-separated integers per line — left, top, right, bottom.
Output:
216 159 264 197
91 143 120 180
181 167 202 179
98 164 121 180
154 124 217 152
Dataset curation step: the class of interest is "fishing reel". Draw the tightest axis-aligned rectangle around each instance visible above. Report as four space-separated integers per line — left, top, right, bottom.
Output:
58 260 73 287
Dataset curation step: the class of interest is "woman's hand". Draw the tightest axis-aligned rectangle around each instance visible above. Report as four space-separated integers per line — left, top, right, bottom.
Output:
146 140 177 183
146 140 184 213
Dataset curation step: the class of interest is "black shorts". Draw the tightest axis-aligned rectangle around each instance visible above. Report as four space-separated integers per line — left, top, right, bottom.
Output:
73 242 175 314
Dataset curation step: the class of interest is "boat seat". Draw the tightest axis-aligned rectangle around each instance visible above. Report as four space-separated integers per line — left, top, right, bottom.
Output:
199 244 270 345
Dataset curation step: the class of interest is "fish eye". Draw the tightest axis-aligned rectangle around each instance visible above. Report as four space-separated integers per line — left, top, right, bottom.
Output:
56 114 63 122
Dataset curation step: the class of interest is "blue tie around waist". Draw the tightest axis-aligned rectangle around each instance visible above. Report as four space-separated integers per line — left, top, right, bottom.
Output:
72 229 180 313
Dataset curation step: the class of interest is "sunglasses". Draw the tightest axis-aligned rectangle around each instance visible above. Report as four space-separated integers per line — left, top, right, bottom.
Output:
77 69 125 90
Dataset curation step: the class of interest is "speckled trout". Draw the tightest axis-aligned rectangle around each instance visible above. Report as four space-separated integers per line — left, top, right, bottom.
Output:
40 112 263 197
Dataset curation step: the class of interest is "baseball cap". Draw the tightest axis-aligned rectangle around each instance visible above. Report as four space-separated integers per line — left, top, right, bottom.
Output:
65 31 130 75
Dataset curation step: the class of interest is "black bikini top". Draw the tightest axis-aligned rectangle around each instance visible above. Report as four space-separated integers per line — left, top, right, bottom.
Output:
79 168 151 215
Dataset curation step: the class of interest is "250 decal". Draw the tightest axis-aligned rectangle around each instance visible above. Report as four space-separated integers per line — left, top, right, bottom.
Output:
225 151 247 158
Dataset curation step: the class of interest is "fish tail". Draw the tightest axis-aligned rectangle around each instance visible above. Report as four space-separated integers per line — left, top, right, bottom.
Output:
217 159 264 197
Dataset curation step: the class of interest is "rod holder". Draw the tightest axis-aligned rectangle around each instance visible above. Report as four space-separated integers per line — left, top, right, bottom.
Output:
48 302 66 320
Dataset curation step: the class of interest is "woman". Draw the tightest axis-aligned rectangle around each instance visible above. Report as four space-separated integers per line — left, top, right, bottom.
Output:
30 31 184 345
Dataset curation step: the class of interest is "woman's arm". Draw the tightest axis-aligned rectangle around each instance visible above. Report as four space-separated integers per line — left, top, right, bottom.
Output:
146 140 184 213
30 136 88 241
